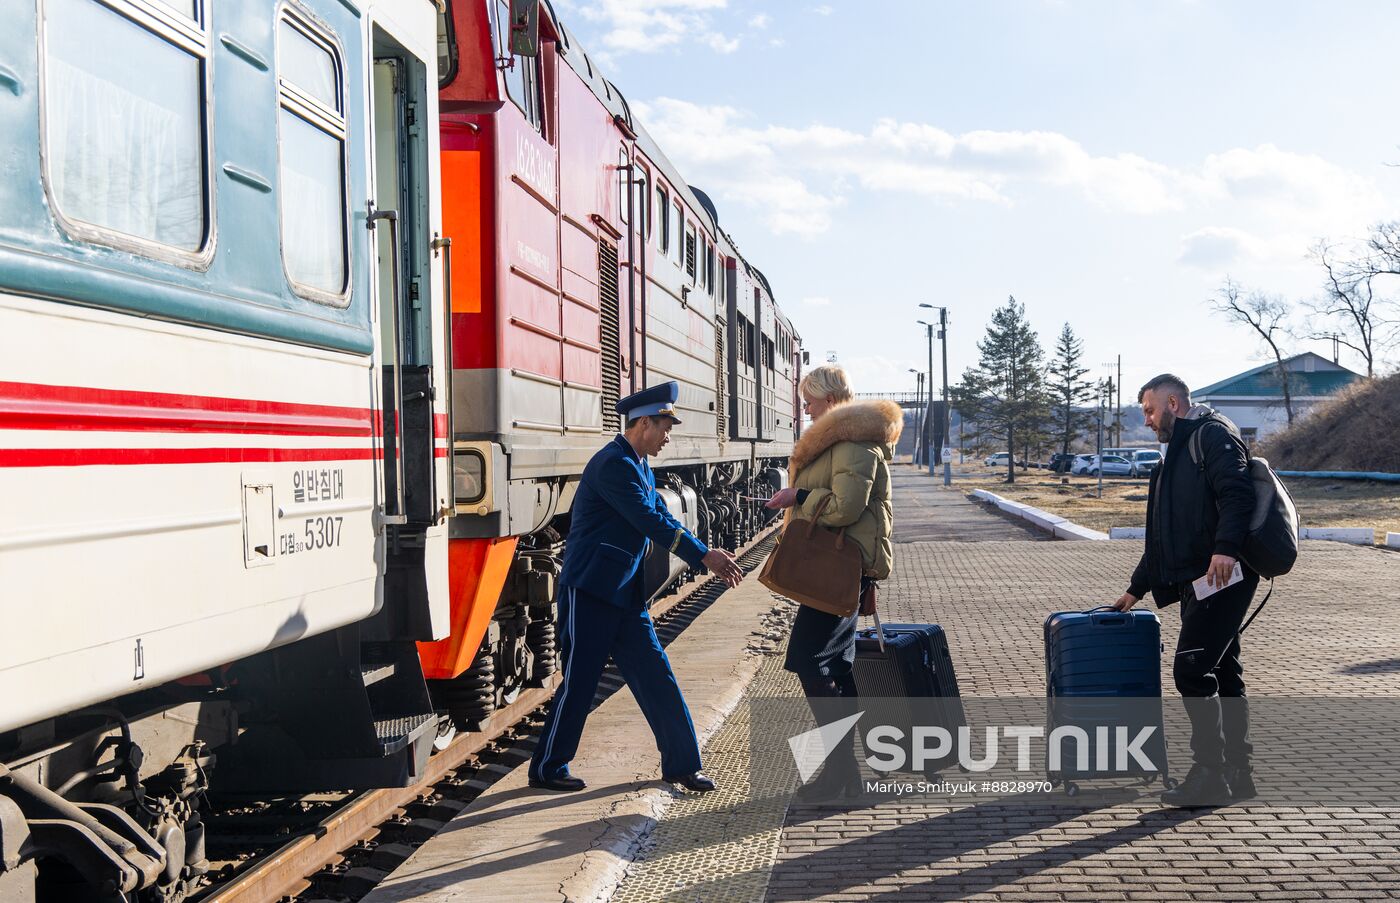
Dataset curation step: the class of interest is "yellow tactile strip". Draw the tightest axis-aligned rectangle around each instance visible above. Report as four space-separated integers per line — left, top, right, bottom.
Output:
612 593 804 903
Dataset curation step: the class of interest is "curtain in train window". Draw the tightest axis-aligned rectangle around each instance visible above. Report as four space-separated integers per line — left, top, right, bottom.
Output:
277 17 348 300
43 0 206 251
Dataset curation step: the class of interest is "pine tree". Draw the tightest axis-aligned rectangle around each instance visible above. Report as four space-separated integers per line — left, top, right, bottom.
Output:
951 297 1050 484
1047 323 1093 458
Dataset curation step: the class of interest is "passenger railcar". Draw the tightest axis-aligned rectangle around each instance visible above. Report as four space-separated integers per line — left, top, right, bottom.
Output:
420 0 805 728
1 1 449 898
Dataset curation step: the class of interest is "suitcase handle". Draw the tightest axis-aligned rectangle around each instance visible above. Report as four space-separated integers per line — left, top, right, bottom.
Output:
1082 605 1127 626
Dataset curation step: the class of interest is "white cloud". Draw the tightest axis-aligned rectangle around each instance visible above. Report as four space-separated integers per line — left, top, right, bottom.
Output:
748 13 769 28
769 37 786 47
567 0 736 57
1177 226 1317 275
812 4 833 14
801 296 833 306
1178 227 1269 269
630 98 1387 245
703 31 740 53
1200 144 1386 233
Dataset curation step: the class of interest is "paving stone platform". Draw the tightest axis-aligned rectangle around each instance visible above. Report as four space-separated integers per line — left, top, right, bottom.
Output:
613 471 1400 903
367 464 1400 902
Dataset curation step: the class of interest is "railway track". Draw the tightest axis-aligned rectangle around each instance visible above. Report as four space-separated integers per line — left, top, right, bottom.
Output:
196 527 779 903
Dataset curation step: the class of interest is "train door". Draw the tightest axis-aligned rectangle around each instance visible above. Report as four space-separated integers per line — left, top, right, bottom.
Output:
217 7 447 793
371 26 447 639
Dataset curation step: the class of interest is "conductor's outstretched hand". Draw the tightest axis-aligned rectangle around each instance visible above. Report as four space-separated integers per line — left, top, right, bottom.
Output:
703 549 743 587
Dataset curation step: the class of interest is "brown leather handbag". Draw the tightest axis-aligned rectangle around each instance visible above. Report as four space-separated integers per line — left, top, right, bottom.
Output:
758 493 863 616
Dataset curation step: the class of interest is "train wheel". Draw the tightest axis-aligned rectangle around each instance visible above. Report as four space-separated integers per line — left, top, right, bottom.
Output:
433 716 457 751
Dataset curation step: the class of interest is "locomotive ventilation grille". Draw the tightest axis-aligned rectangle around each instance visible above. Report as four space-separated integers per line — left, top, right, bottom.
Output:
599 238 622 431
715 320 727 437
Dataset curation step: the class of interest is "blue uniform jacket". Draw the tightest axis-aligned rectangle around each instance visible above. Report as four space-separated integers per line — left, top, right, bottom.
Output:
560 435 709 606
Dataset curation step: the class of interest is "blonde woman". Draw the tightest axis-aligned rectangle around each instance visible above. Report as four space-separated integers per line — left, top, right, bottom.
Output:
765 365 901 797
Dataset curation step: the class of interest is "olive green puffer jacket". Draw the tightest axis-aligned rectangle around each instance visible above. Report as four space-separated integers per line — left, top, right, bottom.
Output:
784 399 903 580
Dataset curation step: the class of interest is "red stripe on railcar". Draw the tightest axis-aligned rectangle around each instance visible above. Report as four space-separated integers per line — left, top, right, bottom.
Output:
0 382 374 436
0 447 448 467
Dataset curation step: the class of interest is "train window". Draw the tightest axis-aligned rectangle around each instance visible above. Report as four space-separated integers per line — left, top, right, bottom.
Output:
617 149 628 225
277 13 348 300
153 0 197 18
656 186 669 252
637 172 649 239
279 20 337 108
495 0 543 134
437 1 458 87
41 0 210 255
671 201 683 266
706 242 715 295
684 221 696 281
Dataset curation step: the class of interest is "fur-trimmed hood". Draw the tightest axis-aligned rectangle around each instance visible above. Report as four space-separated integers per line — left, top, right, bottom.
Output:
790 399 904 475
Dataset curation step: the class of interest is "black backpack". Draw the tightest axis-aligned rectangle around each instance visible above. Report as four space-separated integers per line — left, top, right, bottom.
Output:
1188 418 1299 579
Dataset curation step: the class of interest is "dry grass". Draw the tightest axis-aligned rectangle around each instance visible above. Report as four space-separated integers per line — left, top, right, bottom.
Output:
1259 371 1400 472
945 463 1400 540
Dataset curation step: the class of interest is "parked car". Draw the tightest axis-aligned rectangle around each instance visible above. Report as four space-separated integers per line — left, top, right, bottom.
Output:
1048 453 1076 473
1089 454 1133 476
1070 454 1096 475
1130 449 1162 477
984 452 1021 468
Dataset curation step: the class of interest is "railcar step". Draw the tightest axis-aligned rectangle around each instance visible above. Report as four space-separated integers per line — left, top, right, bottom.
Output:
360 662 396 686
374 713 436 756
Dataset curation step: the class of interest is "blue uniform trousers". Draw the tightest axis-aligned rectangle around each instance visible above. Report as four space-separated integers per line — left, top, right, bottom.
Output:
529 583 703 782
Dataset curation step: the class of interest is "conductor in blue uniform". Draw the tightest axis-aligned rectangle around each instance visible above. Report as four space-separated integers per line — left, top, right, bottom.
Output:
528 381 744 793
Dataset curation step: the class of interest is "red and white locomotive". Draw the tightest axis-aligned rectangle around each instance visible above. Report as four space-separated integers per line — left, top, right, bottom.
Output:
420 0 805 727
0 0 800 898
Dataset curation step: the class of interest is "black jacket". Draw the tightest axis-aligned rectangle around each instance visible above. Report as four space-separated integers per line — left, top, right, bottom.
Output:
1127 410 1256 605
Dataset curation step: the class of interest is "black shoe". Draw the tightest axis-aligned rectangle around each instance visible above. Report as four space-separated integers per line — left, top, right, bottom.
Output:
665 771 716 792
1225 765 1257 802
1161 764 1231 808
529 774 587 792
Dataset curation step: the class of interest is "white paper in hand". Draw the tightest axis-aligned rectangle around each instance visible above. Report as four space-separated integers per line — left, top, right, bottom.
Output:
1192 561 1243 601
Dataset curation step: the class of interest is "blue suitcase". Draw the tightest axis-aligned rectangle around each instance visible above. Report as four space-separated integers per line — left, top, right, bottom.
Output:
854 621 966 776
1044 607 1172 795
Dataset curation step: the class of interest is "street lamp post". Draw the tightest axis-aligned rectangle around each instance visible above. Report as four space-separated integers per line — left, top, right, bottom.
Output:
916 320 935 477
920 304 952 486
1096 378 1105 500
907 368 923 465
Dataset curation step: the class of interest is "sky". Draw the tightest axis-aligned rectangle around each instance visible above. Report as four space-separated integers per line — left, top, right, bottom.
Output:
552 0 1400 396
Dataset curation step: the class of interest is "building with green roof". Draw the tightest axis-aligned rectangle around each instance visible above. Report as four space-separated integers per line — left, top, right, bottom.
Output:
1195 351 1363 443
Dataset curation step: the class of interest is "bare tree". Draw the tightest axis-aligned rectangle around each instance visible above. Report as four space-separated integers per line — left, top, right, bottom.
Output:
1211 278 1295 424
1309 240 1395 378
